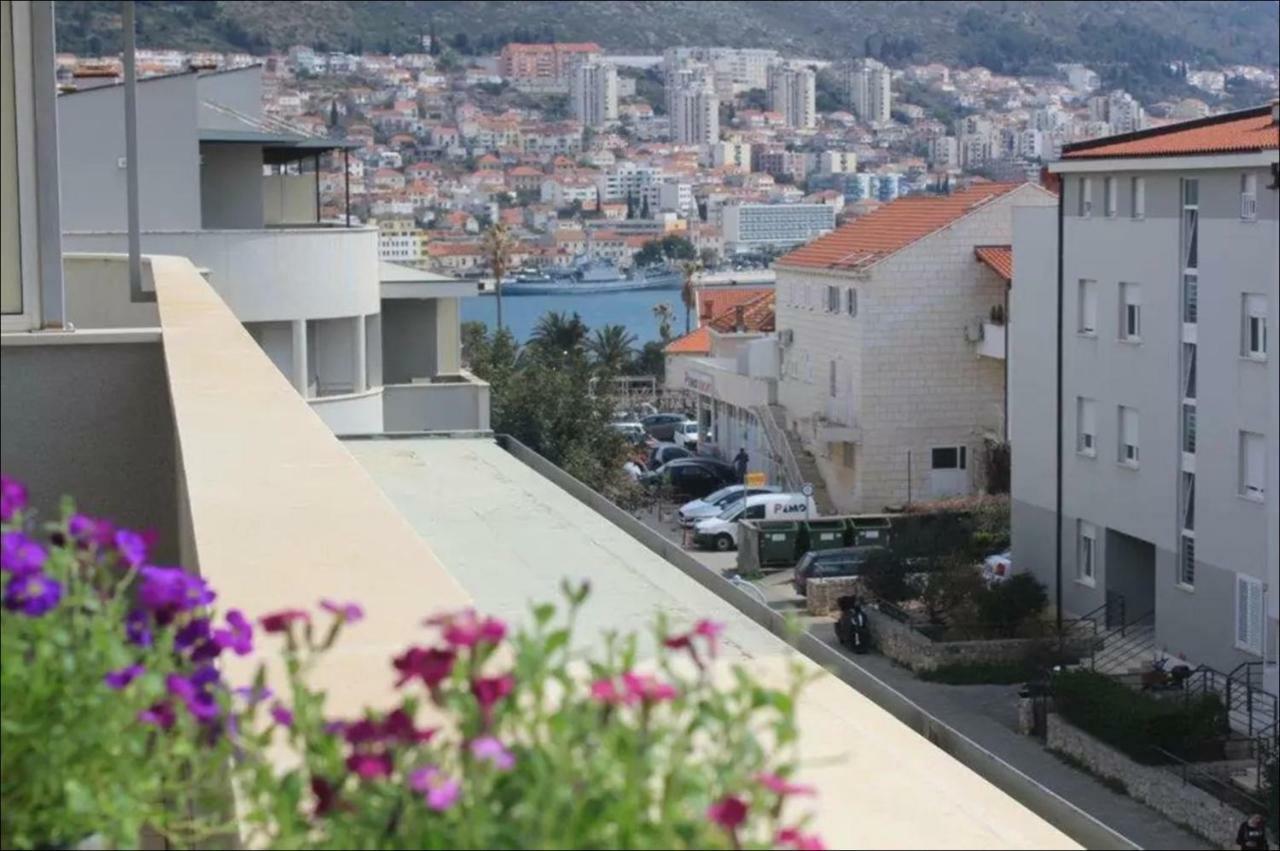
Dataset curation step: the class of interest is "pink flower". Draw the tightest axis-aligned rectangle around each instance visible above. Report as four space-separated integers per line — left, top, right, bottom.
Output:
346 751 393 780
693 619 725 657
589 677 634 706
470 736 516 770
392 646 455 689
320 599 364 624
756 772 816 797
409 765 461 811
471 674 515 724
426 609 507 648
259 608 310 634
706 795 748 830
621 671 679 704
777 827 826 850
663 633 692 650
381 707 436 744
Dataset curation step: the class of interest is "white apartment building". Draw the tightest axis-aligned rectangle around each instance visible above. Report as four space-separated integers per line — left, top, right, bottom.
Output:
569 61 618 129
665 62 711 118
1014 105 1279 676
773 183 1055 513
376 219 424 264
645 177 694 217
721 202 835 254
596 161 664 202
664 46 779 94
928 135 960 169
711 140 753 171
818 150 858 175
671 83 720 147
847 58 892 126
766 64 816 130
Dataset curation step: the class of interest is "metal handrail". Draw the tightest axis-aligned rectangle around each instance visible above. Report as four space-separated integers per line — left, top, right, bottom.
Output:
1091 611 1155 672
1149 745 1269 814
753 405 802 491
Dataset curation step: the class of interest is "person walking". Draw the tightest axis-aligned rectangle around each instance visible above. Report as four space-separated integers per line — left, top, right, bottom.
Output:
733 447 749 483
1237 814 1269 850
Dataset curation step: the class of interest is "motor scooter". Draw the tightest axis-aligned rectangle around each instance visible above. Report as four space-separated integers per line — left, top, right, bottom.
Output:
835 595 871 654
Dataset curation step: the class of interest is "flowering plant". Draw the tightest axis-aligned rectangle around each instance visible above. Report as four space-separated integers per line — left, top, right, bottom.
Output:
1 475 823 850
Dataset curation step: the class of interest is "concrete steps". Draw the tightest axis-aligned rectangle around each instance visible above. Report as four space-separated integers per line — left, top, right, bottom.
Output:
764 405 839 516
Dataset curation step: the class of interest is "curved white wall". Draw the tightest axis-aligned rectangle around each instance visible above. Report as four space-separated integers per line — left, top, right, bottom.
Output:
308 387 384 436
63 227 380 323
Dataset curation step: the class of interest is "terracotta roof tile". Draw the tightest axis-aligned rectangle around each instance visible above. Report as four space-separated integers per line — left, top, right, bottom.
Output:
664 326 711 355
696 287 771 321
707 292 775 333
975 245 1012 283
778 183 1028 271
1061 105 1279 159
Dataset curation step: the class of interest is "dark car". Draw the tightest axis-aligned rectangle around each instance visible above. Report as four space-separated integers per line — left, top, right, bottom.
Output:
792 546 889 596
645 457 737 499
648 442 692 470
641 413 691 441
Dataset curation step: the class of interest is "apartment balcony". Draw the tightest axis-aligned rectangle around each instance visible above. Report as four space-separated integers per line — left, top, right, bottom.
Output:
383 373 491 433
818 396 862 443
975 321 1007 360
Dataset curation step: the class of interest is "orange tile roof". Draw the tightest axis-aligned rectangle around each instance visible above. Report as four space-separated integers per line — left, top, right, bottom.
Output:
707 292 775 334
974 245 1012 283
664 326 711 355
1061 105 1279 159
696 286 771 321
778 183 1028 271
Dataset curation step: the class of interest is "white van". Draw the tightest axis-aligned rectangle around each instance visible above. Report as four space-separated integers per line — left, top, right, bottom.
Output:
691 493 816 552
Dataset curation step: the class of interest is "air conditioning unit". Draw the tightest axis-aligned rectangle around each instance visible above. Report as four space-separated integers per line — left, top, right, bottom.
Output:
1242 195 1257 220
778 329 795 346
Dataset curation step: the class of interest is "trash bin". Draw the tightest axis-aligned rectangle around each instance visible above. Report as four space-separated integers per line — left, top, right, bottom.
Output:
756 520 801 567
848 517 892 548
803 519 848 553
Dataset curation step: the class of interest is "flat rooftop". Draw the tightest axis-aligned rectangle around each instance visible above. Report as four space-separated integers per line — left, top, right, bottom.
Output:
347 436 1079 850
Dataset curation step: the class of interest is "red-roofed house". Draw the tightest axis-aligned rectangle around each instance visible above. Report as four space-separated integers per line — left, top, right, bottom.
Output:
772 182 1056 512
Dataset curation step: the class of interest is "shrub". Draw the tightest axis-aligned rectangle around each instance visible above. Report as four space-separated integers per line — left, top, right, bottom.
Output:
918 560 985 626
1051 670 1227 764
974 574 1047 638
859 549 916 604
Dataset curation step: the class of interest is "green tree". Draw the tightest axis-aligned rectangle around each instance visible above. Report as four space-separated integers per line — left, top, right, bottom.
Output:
679 259 702 334
481 222 517 331
530 311 590 359
651 303 676 342
588 324 637 375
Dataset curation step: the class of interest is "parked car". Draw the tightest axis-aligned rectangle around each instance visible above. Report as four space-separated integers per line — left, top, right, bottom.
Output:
609 421 646 444
692 493 816 552
644 457 737 499
677 484 781 528
672 421 702 449
642 413 692 441
792 546 890 596
647 442 691 470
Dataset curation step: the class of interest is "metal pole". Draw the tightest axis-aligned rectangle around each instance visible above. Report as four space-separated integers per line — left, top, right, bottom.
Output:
906 450 912 505
344 148 351 227
313 153 320 224
1054 180 1065 636
122 1 143 300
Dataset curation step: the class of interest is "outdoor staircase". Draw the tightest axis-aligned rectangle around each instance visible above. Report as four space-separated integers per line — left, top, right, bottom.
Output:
1089 611 1157 676
756 404 839 515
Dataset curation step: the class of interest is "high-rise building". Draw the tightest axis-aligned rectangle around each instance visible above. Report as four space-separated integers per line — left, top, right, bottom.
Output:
671 83 720 146
498 42 602 91
766 64 816 130
569 61 618 129
847 58 892 126
664 62 710 120
663 46 779 94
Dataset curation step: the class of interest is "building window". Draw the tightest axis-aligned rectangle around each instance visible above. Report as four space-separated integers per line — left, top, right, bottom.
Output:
1104 176 1116 217
1241 173 1258 221
1179 534 1196 588
1119 282 1141 341
1182 342 1197 400
1182 403 1196 453
1181 471 1196 532
931 446 966 470
1182 179 1199 271
1076 397 1097 456
1077 279 1098 335
1130 176 1145 220
1239 431 1265 501
1077 521 1096 583
1183 272 1198 325
826 285 840 313
841 441 855 468
1118 406 1139 467
828 360 837 397
1242 294 1268 359
1078 177 1092 217
1236 575 1264 654
846 287 857 317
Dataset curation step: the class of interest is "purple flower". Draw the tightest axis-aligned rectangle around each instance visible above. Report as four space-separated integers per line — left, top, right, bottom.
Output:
167 673 219 722
408 766 462 811
138 566 214 623
270 703 294 727
125 609 153 648
3 571 62 617
345 751 393 780
191 665 221 689
212 609 253 656
68 514 116 549
0 475 27 522
1 531 46 576
114 529 150 567
138 701 176 730
320 599 364 623
104 664 145 690
393 646 456 689
234 684 274 705
175 617 212 651
469 736 515 771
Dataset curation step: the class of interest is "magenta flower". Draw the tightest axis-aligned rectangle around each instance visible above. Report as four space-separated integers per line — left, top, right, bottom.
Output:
381 707 436 744
0 474 27 522
138 701 176 730
756 772 816 797
345 751 393 780
212 609 254 655
662 632 693 650
125 609 153 648
3 571 62 617
392 646 456 689
311 776 342 817
776 828 826 850
471 674 515 724
270 702 294 727
113 528 149 567
342 718 381 745
706 795 749 830
470 736 516 770
426 609 507 648
590 677 638 707
1 531 46 576
259 608 309 634
320 599 364 623
693 619 725 657
68 514 116 549
409 765 462 811
621 671 678 704
104 664 145 690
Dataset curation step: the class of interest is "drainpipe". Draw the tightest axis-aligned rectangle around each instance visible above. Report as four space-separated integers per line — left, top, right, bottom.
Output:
344 148 351 227
1054 179 1065 636
1003 282 1010 445
313 153 320 223
121 1 147 302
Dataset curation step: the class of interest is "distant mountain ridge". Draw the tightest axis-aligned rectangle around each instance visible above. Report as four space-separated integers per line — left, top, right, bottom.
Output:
57 2 1278 80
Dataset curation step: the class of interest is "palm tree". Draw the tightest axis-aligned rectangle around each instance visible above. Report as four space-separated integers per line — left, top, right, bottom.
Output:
652 303 675 342
589 324 637 374
679 259 702 334
481 223 517 331
531 310 589 355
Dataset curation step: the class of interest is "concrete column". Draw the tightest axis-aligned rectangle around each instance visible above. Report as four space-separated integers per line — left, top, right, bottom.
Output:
353 314 367 393
434 297 461 377
290 319 308 397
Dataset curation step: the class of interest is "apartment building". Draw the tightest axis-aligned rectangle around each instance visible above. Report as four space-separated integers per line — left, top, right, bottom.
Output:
847 58 892 126
671 82 720 147
498 42 602 92
766 64 816 130
1013 105 1279 675
721 202 835 253
569 61 618 129
376 219 424 264
774 183 1056 513
663 46 779 95
818 150 858 175
711 139 753 171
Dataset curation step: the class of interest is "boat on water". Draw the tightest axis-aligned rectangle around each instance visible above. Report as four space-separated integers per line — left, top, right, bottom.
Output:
496 258 682 295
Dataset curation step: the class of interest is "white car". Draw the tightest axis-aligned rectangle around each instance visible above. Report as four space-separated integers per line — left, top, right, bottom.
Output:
672 421 701 448
677 484 781 528
692 493 816 552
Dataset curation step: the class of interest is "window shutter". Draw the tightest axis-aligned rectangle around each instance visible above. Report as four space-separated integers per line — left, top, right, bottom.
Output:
1236 575 1263 653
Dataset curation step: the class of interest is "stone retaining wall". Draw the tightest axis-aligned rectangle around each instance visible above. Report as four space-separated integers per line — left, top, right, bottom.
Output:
1046 714 1250 849
863 607 1091 673
805 576 867 615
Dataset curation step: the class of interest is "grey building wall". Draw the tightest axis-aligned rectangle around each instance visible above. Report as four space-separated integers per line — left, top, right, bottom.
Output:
195 66 263 129
382 299 439 383
0 342 181 563
199 143 264 228
56 73 201 231
246 320 294 386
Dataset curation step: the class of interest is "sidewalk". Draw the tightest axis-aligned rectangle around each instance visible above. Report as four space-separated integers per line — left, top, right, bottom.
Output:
637 506 1212 851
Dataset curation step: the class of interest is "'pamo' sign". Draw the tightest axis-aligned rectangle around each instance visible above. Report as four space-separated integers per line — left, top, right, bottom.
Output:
684 370 714 395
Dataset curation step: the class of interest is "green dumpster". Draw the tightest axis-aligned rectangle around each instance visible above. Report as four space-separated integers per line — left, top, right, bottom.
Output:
803 519 849 553
848 517 892 548
756 520 801 567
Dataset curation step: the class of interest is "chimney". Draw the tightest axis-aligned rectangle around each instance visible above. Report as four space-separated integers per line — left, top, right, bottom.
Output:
734 304 746 332
1272 99 1279 125
701 298 713 321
